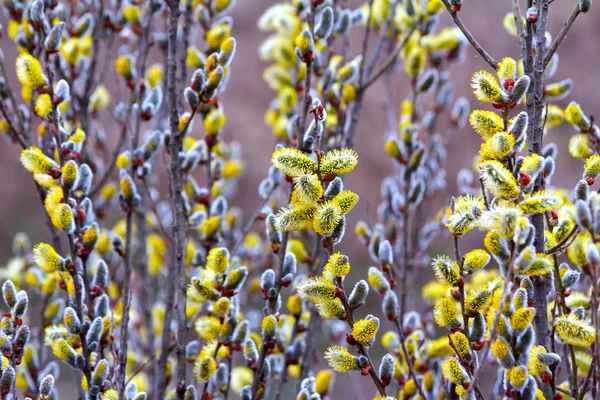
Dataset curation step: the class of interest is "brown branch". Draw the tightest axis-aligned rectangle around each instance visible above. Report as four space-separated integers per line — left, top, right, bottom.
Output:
440 0 499 69
543 5 580 69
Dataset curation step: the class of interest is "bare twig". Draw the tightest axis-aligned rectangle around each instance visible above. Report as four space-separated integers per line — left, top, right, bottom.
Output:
543 5 580 68
440 0 499 69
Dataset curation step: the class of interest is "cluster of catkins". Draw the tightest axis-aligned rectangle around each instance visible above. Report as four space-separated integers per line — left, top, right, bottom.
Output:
0 0 599 399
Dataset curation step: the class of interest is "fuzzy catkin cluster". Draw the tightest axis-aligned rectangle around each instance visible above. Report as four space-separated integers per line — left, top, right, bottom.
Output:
0 0 598 399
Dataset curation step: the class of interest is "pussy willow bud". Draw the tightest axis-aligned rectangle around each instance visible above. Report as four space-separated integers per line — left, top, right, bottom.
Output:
219 316 237 345
125 382 138 399
39 374 54 397
379 354 395 386
329 216 346 244
133 393 147 400
140 87 163 120
0 366 15 395
516 325 534 353
266 214 282 252
258 178 275 199
55 80 70 103
92 359 109 386
232 320 249 350
244 338 258 367
409 180 425 205
537 352 561 366
184 385 197 400
543 157 555 180
315 7 334 40
295 29 314 61
15 325 30 348
213 362 229 391
184 87 199 109
0 331 11 354
382 290 399 320
451 96 469 128
336 9 352 35
30 0 45 26
417 69 438 94
210 196 228 217
470 312 486 342
63 307 81 334
436 83 454 109
545 78 573 101
348 280 369 309
240 385 252 400
580 0 592 12
576 179 589 201
260 269 276 298
510 75 530 105
281 253 296 284
378 240 393 267
223 266 247 291
217 38 236 69
14 291 28 318
2 281 17 309
576 199 592 231
73 13 94 37
562 269 580 288
285 337 306 363
86 317 103 349
191 69 205 91
92 259 109 290
586 241 600 265
95 294 110 317
572 306 586 320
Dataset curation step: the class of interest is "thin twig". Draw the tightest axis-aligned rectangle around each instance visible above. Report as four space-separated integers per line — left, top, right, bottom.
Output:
543 5 580 68
440 0 498 69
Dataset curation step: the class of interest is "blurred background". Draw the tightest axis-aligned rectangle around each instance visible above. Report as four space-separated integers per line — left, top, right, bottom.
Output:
0 0 598 397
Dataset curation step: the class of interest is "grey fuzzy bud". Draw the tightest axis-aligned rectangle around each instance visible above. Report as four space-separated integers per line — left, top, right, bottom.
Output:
537 352 561 366
214 362 229 390
55 80 70 102
240 385 252 400
260 269 276 295
95 294 110 317
329 216 346 244
510 111 529 143
14 325 30 348
282 253 296 280
210 196 227 217
64 307 81 334
510 76 530 105
470 312 486 342
562 269 581 288
521 376 538 400
259 178 275 199
184 87 199 109
184 385 197 400
244 339 258 366
14 291 28 318
379 354 395 385
93 259 109 289
0 366 15 395
576 199 592 230
572 306 586 319
2 281 17 309
436 83 454 108
76 163 93 195
576 180 589 201
586 241 599 265
516 325 534 353
382 290 399 321
324 177 343 200
580 0 592 12
417 69 438 93
378 240 393 266
512 288 528 310
543 157 555 181
315 6 334 40
86 317 103 348
39 374 54 397
30 0 45 24
451 97 469 128
266 214 281 249
335 10 351 35
191 69 205 91
284 337 305 362
348 280 369 309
